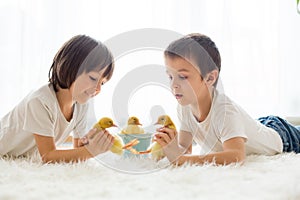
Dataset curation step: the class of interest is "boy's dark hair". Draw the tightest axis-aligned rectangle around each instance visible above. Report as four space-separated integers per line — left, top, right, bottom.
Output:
164 33 221 86
49 35 114 92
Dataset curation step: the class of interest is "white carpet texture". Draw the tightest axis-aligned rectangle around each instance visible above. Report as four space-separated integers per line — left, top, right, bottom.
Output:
1 152 300 200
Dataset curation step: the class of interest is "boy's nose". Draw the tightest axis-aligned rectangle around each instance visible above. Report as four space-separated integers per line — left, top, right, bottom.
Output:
170 79 180 89
93 82 101 96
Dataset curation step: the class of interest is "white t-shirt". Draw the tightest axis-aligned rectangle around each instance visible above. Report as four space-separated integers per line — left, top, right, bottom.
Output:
178 89 283 156
0 84 89 156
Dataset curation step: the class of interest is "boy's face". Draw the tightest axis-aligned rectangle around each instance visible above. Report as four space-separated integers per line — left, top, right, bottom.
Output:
165 57 208 106
71 68 107 104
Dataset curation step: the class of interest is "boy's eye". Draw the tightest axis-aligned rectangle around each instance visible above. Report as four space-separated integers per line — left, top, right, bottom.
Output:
179 75 187 80
168 75 173 80
89 76 97 81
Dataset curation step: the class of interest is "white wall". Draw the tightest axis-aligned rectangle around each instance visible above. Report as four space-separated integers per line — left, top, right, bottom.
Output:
0 0 299 129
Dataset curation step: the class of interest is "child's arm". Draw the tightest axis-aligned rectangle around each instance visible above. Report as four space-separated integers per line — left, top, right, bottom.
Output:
175 137 246 166
34 129 114 163
156 127 245 165
178 130 193 154
156 128 193 154
155 127 193 162
73 138 80 148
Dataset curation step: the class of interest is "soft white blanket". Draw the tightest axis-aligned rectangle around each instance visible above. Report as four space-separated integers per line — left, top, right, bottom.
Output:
1 152 300 200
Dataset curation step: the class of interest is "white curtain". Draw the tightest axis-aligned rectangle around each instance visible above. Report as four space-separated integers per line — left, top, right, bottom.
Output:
0 0 299 128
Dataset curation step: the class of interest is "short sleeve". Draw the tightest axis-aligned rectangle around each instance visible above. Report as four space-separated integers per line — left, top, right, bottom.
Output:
177 105 191 132
218 109 248 143
23 98 55 137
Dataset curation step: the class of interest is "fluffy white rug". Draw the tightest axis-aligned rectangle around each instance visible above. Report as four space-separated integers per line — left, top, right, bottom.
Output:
1 151 300 200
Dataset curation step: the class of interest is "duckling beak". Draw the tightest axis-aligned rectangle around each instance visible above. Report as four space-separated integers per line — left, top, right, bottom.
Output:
154 122 159 125
137 122 142 126
112 124 118 127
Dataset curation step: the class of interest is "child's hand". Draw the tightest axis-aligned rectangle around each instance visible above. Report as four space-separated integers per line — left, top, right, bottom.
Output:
155 127 185 162
155 127 177 146
82 128 114 157
78 128 97 147
78 136 89 147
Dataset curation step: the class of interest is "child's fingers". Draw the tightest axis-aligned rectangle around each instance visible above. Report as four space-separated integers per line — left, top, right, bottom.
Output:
156 127 162 132
104 130 115 143
85 130 113 156
158 127 176 139
155 137 167 147
102 131 114 149
107 133 115 144
95 131 113 150
79 137 89 145
86 128 101 140
90 131 101 143
155 133 171 143
154 133 163 140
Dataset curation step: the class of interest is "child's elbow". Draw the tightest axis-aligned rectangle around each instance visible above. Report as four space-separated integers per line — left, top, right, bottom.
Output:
41 153 55 164
225 150 245 165
41 155 51 163
235 151 246 164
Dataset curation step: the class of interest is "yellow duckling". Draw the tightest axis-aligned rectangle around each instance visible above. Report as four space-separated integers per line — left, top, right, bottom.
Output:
149 115 176 160
93 117 124 155
121 116 145 134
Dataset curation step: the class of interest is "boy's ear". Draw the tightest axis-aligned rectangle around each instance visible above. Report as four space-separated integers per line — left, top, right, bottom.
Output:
204 70 219 86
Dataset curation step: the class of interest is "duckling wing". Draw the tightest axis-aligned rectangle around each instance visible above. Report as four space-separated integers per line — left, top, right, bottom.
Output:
122 125 144 134
110 135 124 155
150 142 165 160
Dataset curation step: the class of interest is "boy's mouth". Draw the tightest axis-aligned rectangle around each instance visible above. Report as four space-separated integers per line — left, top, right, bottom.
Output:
175 94 183 99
